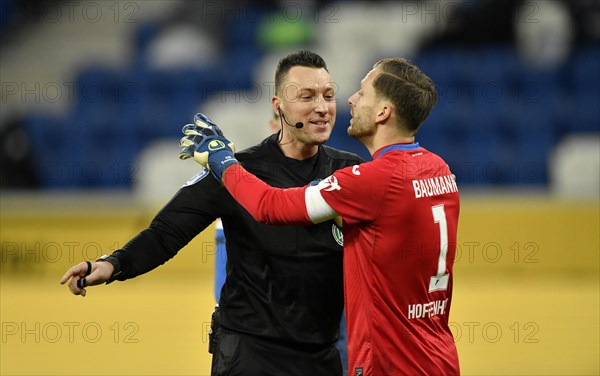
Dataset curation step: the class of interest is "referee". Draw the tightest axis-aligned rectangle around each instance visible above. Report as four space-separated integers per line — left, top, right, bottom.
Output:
61 50 363 376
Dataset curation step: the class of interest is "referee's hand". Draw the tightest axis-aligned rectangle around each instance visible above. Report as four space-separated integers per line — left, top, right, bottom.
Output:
59 262 113 297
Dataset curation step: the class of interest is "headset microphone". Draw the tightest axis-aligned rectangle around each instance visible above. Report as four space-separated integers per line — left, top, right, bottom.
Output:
278 107 304 129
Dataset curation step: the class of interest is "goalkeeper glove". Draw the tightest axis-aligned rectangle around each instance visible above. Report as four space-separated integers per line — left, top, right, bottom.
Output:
179 113 238 181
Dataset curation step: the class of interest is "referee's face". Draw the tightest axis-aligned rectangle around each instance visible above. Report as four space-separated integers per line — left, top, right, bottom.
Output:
277 66 336 146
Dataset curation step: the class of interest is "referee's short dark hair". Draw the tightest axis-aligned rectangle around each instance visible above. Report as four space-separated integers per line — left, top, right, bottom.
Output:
373 58 437 135
275 50 328 95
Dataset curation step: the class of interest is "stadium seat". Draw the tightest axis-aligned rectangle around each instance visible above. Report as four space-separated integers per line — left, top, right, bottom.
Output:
24 24 597 189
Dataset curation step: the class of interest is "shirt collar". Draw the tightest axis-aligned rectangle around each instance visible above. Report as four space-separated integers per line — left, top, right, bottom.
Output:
373 142 420 159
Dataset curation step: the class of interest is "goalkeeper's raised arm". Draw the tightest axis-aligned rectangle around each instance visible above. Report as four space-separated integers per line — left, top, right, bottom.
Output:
179 113 340 226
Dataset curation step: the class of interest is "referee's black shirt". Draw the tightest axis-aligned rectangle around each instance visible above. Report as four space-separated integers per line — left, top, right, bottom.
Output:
111 133 364 349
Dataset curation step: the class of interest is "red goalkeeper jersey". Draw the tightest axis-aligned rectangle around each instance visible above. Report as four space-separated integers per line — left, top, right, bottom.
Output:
223 142 460 375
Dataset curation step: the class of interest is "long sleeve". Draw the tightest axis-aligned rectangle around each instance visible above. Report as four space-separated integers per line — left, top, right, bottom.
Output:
111 173 224 280
223 164 314 226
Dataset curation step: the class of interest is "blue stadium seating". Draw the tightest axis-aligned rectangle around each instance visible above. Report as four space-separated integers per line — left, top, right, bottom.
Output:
23 18 599 188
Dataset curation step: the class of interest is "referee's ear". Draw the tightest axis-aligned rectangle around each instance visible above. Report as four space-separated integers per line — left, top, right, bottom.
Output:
272 96 281 115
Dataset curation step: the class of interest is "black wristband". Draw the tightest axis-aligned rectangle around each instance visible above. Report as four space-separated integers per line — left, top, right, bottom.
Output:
85 261 92 276
96 255 121 284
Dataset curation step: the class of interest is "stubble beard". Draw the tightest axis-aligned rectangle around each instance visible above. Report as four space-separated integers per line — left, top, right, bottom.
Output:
348 112 373 141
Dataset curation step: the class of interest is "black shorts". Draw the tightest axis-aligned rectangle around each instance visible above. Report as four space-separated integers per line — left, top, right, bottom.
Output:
211 328 342 376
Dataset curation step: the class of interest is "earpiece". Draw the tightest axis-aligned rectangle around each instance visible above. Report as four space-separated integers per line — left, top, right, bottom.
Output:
278 107 304 129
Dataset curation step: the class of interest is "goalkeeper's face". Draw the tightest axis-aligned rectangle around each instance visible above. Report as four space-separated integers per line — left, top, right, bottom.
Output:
348 68 379 141
277 66 336 146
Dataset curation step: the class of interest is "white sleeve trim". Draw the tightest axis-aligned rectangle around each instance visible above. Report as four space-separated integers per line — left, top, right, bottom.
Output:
304 185 339 224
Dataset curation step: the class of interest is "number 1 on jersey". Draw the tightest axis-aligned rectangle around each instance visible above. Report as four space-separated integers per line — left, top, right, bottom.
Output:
429 204 450 292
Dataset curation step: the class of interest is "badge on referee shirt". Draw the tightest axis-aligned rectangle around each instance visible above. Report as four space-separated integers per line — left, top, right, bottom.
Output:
332 224 343 246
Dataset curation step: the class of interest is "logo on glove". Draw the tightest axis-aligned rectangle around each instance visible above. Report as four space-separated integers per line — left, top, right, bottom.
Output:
208 140 226 151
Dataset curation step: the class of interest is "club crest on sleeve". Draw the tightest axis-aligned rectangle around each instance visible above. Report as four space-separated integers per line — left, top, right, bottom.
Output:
182 169 210 187
317 175 341 192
